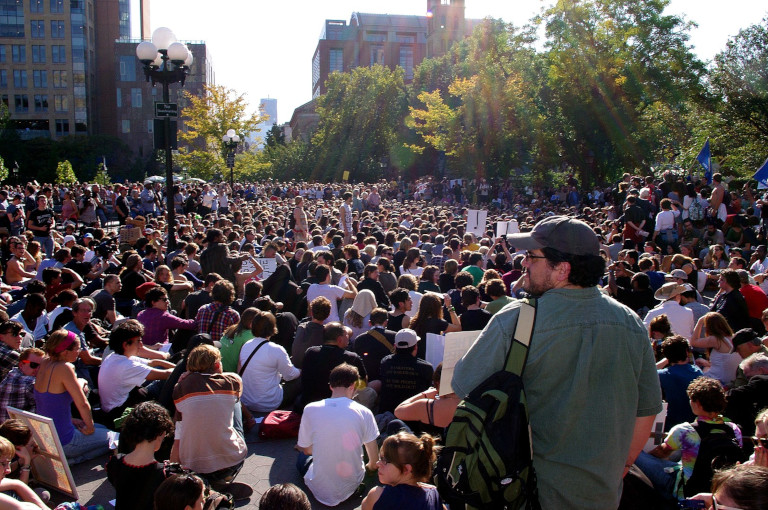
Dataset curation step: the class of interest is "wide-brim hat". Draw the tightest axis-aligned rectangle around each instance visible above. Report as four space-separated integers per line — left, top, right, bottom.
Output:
654 282 687 301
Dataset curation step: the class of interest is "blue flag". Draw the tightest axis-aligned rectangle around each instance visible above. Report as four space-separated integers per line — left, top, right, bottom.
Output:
754 157 768 188
696 139 711 184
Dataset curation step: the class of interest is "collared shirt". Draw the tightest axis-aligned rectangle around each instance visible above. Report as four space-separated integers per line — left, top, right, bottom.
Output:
643 300 694 339
194 303 239 342
0 343 20 381
0 367 35 422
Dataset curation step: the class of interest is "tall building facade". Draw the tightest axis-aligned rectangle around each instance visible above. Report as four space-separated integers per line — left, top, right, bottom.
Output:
252 97 276 148
0 0 97 139
310 1 478 98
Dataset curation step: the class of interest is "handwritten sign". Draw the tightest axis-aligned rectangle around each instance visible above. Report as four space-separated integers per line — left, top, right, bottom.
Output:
466 209 488 238
255 257 277 280
496 220 520 237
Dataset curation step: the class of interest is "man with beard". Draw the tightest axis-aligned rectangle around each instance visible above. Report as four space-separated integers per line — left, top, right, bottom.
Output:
453 216 662 510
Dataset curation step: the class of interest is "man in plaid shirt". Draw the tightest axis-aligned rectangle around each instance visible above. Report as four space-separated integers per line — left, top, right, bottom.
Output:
0 321 23 381
194 280 240 343
0 347 43 422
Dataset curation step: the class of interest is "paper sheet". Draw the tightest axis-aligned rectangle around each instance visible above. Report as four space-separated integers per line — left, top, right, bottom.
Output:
438 330 480 396
467 209 488 237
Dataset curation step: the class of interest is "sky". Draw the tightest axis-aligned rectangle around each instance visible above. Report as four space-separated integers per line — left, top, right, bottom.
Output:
140 0 767 125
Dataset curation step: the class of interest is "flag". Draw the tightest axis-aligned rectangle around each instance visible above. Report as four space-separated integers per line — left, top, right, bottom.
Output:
696 139 711 184
754 157 768 189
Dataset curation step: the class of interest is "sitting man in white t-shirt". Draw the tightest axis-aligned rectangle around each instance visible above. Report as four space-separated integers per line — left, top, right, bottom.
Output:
306 265 357 324
97 319 175 424
296 363 379 507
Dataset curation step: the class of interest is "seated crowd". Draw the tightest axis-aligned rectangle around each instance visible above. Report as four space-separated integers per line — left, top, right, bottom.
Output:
0 174 766 509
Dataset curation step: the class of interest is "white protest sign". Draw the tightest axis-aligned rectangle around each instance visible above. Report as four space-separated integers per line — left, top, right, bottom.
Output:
425 332 446 370
255 257 277 280
642 402 668 452
496 220 520 237
439 330 481 396
466 209 488 238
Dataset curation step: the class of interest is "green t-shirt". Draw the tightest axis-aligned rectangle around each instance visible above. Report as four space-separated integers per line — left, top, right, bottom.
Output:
453 286 662 510
485 295 515 316
461 265 484 286
219 329 253 373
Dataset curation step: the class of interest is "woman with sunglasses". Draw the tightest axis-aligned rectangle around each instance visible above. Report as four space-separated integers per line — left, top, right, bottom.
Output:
361 431 445 510
34 329 110 465
137 287 196 349
688 464 768 510
0 436 48 509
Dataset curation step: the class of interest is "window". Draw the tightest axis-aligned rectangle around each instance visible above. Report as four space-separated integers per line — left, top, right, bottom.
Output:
14 94 28 112
33 70 47 88
0 0 25 37
365 31 387 42
11 45 26 63
370 45 385 65
50 0 64 13
119 56 136 81
31 20 45 38
32 45 45 63
147 120 153 133
13 70 27 88
52 70 67 87
30 0 44 12
51 45 66 63
329 49 343 73
34 94 48 112
54 94 67 111
0 70 6 88
0 94 7 107
121 119 130 133
50 20 65 38
55 118 69 135
399 46 414 80
130 88 142 108
115 88 121 107
312 51 320 89
0 46 5 62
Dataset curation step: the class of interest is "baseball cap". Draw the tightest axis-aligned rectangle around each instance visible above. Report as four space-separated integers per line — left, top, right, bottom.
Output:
83 233 94 239
395 328 420 349
506 215 599 256
731 328 760 352
62 235 76 244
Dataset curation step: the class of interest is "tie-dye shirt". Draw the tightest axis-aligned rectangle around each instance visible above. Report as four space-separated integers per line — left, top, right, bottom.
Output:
664 416 742 497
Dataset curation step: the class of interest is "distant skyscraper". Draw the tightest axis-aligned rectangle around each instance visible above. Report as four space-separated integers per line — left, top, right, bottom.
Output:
252 97 277 149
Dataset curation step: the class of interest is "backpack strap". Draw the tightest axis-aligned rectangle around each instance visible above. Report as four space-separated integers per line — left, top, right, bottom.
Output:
238 340 269 376
503 297 538 376
368 329 395 353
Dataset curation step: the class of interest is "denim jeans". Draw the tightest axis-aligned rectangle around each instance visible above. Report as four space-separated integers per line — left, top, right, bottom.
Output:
296 452 312 477
34 236 53 259
63 423 111 465
634 451 678 501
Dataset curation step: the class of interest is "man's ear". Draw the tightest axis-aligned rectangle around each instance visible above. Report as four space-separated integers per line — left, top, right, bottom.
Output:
554 261 571 283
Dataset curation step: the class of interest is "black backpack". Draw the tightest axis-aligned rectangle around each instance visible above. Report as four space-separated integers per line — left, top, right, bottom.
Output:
434 298 540 510
683 420 746 497
289 207 297 230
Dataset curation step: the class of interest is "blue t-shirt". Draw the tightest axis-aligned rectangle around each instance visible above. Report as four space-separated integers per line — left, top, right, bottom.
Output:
658 363 703 431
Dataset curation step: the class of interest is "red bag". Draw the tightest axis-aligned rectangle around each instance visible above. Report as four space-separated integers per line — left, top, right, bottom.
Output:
258 410 301 439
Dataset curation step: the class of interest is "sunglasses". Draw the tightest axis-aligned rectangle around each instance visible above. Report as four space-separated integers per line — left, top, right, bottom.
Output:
749 436 768 448
712 495 743 510
21 360 40 369
377 455 390 466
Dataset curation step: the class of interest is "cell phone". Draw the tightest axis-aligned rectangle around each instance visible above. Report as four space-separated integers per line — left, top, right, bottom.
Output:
678 500 706 509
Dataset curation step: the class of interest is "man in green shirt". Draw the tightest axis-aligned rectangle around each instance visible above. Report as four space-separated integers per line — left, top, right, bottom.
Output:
483 278 515 316
460 252 484 286
453 216 662 510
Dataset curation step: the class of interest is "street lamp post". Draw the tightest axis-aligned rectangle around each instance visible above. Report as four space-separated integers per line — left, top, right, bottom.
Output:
136 27 193 251
222 129 240 191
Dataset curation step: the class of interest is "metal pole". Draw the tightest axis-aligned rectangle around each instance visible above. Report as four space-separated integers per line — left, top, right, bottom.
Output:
162 55 176 251
230 160 234 191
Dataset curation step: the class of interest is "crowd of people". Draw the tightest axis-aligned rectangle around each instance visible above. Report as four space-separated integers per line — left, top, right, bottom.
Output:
0 171 764 509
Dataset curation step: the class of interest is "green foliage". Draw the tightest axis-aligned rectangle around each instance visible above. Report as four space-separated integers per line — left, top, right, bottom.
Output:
264 124 285 148
94 162 111 185
56 160 77 184
0 155 8 183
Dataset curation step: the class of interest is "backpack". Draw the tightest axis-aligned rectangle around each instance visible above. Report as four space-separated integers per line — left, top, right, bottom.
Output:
434 298 540 510
688 199 704 222
683 420 746 497
289 207 297 230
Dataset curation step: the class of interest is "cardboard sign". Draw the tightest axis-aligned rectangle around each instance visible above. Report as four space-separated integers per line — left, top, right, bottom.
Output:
466 209 488 238
342 171 350 181
7 407 79 499
496 220 520 237
254 257 277 280
425 333 446 370
439 330 481 396
642 402 668 452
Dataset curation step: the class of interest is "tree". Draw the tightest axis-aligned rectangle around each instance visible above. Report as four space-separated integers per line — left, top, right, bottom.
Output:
176 84 264 179
310 65 408 181
0 155 8 183
56 160 77 183
94 162 111 185
264 124 285 149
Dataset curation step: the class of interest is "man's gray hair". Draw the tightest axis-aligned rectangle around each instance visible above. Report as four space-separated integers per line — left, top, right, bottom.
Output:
739 353 768 376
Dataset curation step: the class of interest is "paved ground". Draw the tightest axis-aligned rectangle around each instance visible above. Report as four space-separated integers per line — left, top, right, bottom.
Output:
60 424 370 509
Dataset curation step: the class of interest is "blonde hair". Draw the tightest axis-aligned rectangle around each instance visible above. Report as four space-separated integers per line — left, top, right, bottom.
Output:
0 436 15 459
187 344 221 373
380 431 439 482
